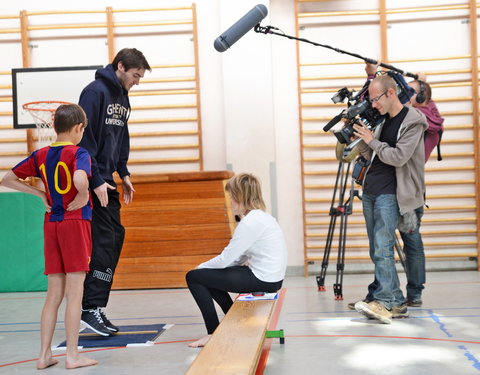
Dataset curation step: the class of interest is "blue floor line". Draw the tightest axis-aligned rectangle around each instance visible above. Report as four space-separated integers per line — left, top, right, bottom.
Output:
458 345 480 371
0 328 63 333
0 315 201 326
427 309 452 337
0 322 205 334
427 309 480 371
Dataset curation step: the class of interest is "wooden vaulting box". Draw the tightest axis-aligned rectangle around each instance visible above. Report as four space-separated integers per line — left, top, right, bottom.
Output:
112 171 235 289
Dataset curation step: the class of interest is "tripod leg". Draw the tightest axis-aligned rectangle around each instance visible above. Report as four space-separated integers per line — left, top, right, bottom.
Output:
316 161 344 292
334 207 347 300
316 214 337 291
332 163 351 300
333 173 356 301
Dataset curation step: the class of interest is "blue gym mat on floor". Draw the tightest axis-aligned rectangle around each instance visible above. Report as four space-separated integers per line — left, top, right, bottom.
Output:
55 323 166 348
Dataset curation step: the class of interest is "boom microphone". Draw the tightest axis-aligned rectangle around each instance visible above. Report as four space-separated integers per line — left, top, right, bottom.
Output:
214 4 268 52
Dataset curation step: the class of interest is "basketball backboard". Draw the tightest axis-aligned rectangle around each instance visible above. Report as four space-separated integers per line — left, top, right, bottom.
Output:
12 66 102 129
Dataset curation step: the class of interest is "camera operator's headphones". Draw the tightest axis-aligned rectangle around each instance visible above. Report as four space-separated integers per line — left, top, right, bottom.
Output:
416 80 426 104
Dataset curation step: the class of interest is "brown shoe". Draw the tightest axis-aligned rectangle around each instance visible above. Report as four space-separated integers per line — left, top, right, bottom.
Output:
355 300 393 324
391 303 409 319
347 299 369 310
407 299 423 307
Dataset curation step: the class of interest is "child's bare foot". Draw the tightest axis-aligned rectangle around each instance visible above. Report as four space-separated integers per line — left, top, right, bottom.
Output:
65 355 98 369
188 335 211 348
36 357 58 370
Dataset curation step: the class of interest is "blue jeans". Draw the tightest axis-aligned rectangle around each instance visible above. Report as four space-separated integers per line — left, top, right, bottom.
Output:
399 206 425 302
363 193 405 309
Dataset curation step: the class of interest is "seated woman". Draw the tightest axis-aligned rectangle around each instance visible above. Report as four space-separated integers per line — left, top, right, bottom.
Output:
186 173 288 348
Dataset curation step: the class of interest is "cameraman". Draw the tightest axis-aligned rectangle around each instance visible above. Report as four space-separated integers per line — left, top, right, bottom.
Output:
349 65 443 310
352 74 428 324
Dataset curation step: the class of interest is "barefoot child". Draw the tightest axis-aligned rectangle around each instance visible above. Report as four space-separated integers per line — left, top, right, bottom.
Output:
1 104 97 369
186 173 288 348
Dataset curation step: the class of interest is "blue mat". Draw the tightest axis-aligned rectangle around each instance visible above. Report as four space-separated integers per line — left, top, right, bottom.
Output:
56 324 166 348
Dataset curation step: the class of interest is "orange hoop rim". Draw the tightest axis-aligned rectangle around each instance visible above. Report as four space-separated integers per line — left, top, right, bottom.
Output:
22 101 72 112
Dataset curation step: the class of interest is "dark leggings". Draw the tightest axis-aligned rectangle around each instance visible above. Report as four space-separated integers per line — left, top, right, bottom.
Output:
186 266 283 334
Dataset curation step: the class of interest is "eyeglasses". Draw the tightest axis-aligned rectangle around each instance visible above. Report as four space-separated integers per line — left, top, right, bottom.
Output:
369 91 387 103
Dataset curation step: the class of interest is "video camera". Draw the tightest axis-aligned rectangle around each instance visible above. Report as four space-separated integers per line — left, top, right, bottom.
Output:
323 71 416 145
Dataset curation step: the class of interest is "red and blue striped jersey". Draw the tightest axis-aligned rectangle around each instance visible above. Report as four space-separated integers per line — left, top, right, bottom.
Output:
12 142 92 222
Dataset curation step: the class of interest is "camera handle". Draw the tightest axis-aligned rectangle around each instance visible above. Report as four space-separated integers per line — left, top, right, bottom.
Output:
344 137 363 154
254 25 419 79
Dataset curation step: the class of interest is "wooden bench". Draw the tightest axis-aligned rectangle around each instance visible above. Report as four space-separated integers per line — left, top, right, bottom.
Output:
185 296 284 375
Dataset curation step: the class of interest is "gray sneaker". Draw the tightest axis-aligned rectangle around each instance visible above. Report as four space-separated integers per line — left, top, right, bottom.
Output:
355 300 393 324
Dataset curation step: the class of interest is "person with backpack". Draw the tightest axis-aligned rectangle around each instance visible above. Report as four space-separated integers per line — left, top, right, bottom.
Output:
365 65 445 163
408 78 445 162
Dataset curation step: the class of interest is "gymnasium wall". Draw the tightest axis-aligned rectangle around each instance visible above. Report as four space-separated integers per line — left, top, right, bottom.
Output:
0 0 478 273
295 0 480 273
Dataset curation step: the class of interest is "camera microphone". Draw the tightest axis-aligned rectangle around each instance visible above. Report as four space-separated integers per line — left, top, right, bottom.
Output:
214 4 268 52
323 112 344 132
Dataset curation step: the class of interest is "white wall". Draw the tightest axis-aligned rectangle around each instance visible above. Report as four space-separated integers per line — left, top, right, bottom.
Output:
198 0 304 267
269 0 304 267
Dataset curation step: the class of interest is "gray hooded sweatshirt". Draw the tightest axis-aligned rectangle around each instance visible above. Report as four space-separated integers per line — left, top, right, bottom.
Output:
357 106 428 214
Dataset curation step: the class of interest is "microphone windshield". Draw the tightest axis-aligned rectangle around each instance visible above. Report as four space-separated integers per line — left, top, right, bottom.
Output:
214 4 268 52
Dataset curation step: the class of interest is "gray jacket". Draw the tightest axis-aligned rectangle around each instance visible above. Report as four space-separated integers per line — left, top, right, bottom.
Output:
358 106 428 214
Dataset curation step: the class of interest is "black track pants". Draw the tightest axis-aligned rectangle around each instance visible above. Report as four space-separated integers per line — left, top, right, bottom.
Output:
82 189 125 309
186 266 282 334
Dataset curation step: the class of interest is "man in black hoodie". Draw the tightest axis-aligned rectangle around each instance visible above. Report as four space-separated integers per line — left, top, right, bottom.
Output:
78 48 151 336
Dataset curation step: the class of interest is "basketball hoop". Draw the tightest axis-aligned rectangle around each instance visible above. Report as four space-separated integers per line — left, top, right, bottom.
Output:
22 101 71 147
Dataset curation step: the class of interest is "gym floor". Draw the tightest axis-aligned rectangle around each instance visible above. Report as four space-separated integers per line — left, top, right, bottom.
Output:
1 270 479 374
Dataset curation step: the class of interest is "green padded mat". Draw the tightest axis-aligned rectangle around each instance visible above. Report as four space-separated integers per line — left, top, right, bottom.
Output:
0 192 47 292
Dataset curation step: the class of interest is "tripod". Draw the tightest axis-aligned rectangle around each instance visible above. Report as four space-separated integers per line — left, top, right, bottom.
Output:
315 160 407 300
